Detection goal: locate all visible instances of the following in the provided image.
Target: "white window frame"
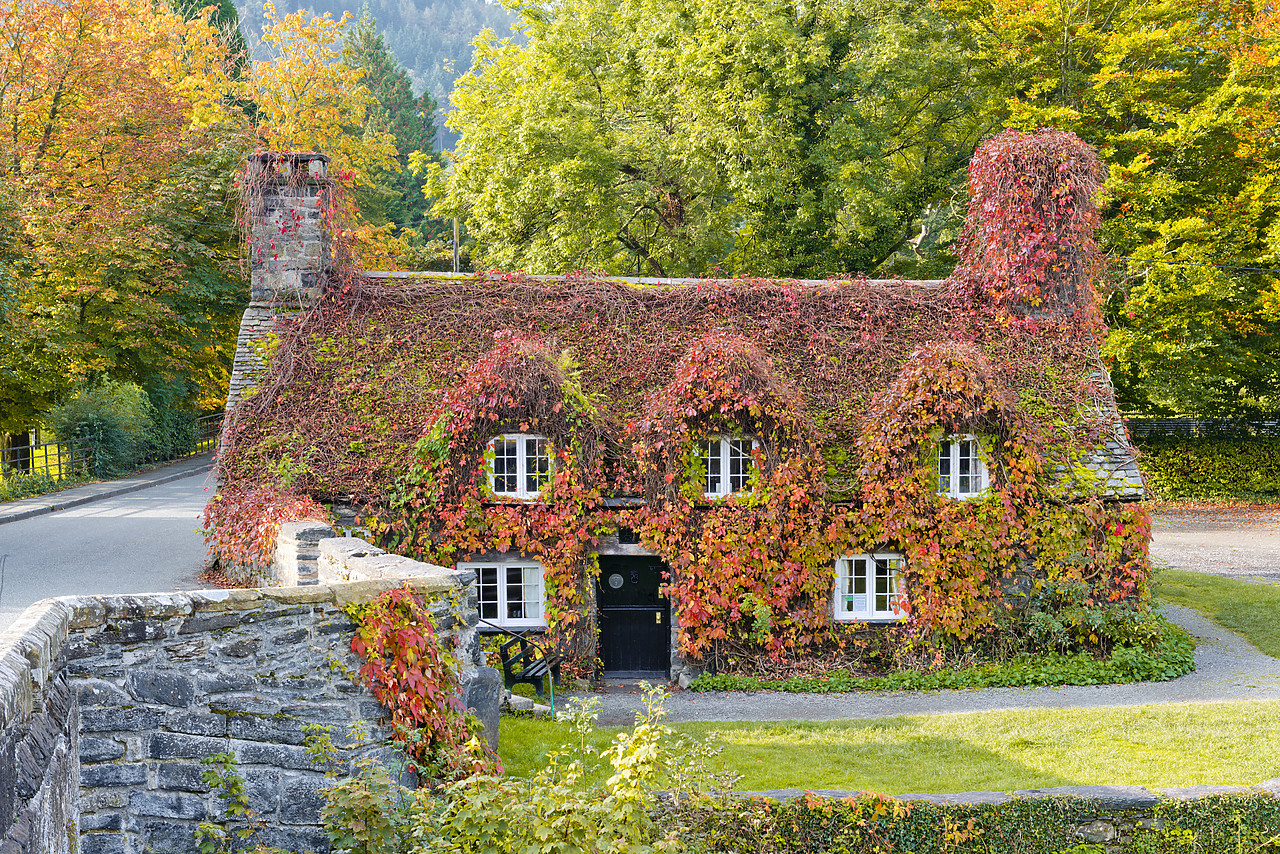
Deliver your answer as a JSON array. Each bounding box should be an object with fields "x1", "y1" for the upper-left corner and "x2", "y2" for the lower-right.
[
  {"x1": 459, "y1": 560, "x2": 546, "y2": 629},
  {"x1": 487, "y1": 433, "x2": 552, "y2": 499},
  {"x1": 700, "y1": 436, "x2": 757, "y2": 498},
  {"x1": 937, "y1": 434, "x2": 988, "y2": 499},
  {"x1": 834, "y1": 553, "x2": 905, "y2": 622}
]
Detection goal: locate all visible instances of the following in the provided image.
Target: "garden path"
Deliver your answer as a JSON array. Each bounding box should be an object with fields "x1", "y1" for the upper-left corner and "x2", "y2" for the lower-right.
[
  {"x1": 574, "y1": 606, "x2": 1280, "y2": 724},
  {"x1": 1150, "y1": 503, "x2": 1280, "y2": 583}
]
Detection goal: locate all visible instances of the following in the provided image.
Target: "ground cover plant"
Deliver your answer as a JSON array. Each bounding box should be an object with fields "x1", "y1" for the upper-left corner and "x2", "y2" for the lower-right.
[
  {"x1": 1152, "y1": 569, "x2": 1280, "y2": 659},
  {"x1": 500, "y1": 701, "x2": 1280, "y2": 794},
  {"x1": 212, "y1": 130, "x2": 1161, "y2": 681},
  {"x1": 688, "y1": 611, "x2": 1193, "y2": 691}
]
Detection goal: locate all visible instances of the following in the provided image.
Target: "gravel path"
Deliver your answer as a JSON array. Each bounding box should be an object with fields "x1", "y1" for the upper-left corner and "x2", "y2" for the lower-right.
[
  {"x1": 1150, "y1": 503, "x2": 1280, "y2": 583},
  {"x1": 570, "y1": 605, "x2": 1280, "y2": 725}
]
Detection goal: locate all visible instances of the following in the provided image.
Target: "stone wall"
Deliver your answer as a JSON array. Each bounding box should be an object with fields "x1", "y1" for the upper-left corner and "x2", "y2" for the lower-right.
[{"x1": 0, "y1": 567, "x2": 497, "y2": 854}]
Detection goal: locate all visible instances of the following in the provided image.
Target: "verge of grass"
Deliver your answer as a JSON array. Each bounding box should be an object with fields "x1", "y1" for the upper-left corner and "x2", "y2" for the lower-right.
[
  {"x1": 0, "y1": 469, "x2": 91, "y2": 503},
  {"x1": 500, "y1": 700, "x2": 1280, "y2": 793},
  {"x1": 1154, "y1": 568, "x2": 1280, "y2": 659}
]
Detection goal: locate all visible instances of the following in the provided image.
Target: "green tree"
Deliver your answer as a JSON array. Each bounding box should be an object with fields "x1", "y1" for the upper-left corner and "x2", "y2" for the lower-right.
[
  {"x1": 345, "y1": 7, "x2": 440, "y2": 234},
  {"x1": 431, "y1": 0, "x2": 997, "y2": 278},
  {"x1": 945, "y1": 0, "x2": 1280, "y2": 415}
]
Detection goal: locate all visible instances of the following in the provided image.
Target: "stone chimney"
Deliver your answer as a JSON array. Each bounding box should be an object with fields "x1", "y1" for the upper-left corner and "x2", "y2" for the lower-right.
[{"x1": 224, "y1": 153, "x2": 332, "y2": 418}]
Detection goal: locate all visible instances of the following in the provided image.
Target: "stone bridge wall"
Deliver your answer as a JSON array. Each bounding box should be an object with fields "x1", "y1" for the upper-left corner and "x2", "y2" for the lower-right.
[{"x1": 0, "y1": 563, "x2": 495, "y2": 854}]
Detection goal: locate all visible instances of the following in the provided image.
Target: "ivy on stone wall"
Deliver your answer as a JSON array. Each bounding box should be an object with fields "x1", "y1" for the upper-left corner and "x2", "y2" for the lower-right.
[{"x1": 215, "y1": 130, "x2": 1156, "y2": 675}]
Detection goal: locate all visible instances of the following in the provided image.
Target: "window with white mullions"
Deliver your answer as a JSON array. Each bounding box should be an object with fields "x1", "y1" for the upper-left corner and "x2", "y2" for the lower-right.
[
  {"x1": 487, "y1": 433, "x2": 552, "y2": 498},
  {"x1": 463, "y1": 561, "x2": 545, "y2": 629},
  {"x1": 834, "y1": 553, "x2": 904, "y2": 621},
  {"x1": 937, "y1": 435, "x2": 988, "y2": 499},
  {"x1": 701, "y1": 436, "x2": 756, "y2": 497}
]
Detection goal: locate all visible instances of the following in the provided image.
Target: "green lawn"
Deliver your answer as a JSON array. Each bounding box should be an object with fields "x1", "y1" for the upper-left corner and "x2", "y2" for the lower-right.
[
  {"x1": 501, "y1": 701, "x2": 1280, "y2": 793},
  {"x1": 1153, "y1": 568, "x2": 1280, "y2": 658}
]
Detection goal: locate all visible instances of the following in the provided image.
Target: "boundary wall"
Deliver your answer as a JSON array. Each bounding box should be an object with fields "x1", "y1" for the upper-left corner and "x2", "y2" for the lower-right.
[{"x1": 0, "y1": 556, "x2": 498, "y2": 854}]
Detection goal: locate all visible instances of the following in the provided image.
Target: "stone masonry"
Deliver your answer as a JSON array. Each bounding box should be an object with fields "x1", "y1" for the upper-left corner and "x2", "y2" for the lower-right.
[
  {"x1": 0, "y1": 564, "x2": 499, "y2": 854},
  {"x1": 224, "y1": 152, "x2": 331, "y2": 419}
]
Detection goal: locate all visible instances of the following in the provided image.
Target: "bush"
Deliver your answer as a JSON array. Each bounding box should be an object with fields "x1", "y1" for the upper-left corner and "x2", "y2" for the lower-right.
[
  {"x1": 1137, "y1": 437, "x2": 1280, "y2": 499},
  {"x1": 322, "y1": 686, "x2": 730, "y2": 854},
  {"x1": 45, "y1": 379, "x2": 203, "y2": 476},
  {"x1": 46, "y1": 380, "x2": 155, "y2": 475},
  {"x1": 688, "y1": 616, "x2": 1194, "y2": 693},
  {"x1": 663, "y1": 792, "x2": 1280, "y2": 854}
]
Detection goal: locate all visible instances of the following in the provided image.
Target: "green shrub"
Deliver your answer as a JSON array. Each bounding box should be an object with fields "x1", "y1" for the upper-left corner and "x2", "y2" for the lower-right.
[
  {"x1": 44, "y1": 379, "x2": 202, "y2": 476},
  {"x1": 662, "y1": 792, "x2": 1280, "y2": 854},
  {"x1": 46, "y1": 379, "x2": 157, "y2": 476},
  {"x1": 689, "y1": 615, "x2": 1194, "y2": 693},
  {"x1": 1137, "y1": 437, "x2": 1280, "y2": 499}
]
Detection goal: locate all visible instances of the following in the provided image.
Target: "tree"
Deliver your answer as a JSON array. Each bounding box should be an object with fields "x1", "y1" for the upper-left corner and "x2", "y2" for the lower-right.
[
  {"x1": 943, "y1": 0, "x2": 1280, "y2": 415},
  {"x1": 431, "y1": 0, "x2": 997, "y2": 278},
  {"x1": 345, "y1": 7, "x2": 440, "y2": 234},
  {"x1": 245, "y1": 2, "x2": 397, "y2": 192},
  {"x1": 0, "y1": 0, "x2": 249, "y2": 433}
]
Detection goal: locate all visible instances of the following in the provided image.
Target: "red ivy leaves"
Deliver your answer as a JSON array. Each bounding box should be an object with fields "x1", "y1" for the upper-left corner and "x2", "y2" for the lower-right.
[
  {"x1": 201, "y1": 484, "x2": 330, "y2": 576},
  {"x1": 949, "y1": 128, "x2": 1106, "y2": 331},
  {"x1": 347, "y1": 587, "x2": 497, "y2": 778}
]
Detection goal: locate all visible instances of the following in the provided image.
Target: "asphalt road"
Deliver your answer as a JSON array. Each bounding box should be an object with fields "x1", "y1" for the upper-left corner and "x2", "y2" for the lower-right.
[{"x1": 0, "y1": 470, "x2": 215, "y2": 631}]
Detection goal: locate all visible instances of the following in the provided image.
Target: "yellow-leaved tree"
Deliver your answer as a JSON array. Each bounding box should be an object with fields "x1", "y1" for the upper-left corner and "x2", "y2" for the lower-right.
[{"x1": 241, "y1": 3, "x2": 404, "y2": 268}]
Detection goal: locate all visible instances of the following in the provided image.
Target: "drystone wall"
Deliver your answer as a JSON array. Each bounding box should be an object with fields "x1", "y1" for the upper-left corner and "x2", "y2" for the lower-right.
[{"x1": 0, "y1": 565, "x2": 497, "y2": 854}]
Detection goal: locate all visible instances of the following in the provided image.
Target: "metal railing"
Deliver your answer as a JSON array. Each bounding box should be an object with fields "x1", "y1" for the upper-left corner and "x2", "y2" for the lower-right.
[
  {"x1": 0, "y1": 439, "x2": 94, "y2": 479},
  {"x1": 1125, "y1": 418, "x2": 1280, "y2": 440},
  {"x1": 1, "y1": 411, "x2": 223, "y2": 481},
  {"x1": 192, "y1": 412, "x2": 223, "y2": 457}
]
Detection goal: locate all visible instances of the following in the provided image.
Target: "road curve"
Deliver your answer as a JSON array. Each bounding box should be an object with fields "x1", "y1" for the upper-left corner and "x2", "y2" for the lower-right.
[{"x1": 0, "y1": 470, "x2": 215, "y2": 631}]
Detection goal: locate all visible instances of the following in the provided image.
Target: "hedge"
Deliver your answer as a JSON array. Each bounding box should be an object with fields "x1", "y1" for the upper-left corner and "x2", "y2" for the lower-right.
[
  {"x1": 1137, "y1": 437, "x2": 1280, "y2": 499},
  {"x1": 663, "y1": 792, "x2": 1280, "y2": 854}
]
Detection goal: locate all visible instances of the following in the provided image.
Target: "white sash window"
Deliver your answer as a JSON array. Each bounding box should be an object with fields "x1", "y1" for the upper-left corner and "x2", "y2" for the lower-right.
[
  {"x1": 461, "y1": 560, "x2": 546, "y2": 629},
  {"x1": 488, "y1": 434, "x2": 552, "y2": 498},
  {"x1": 834, "y1": 553, "x2": 905, "y2": 621},
  {"x1": 701, "y1": 437, "x2": 755, "y2": 497},
  {"x1": 938, "y1": 435, "x2": 988, "y2": 499}
]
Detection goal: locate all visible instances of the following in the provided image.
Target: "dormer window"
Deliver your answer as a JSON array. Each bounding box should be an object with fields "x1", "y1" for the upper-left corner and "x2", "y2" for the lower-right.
[
  {"x1": 938, "y1": 435, "x2": 988, "y2": 499},
  {"x1": 489, "y1": 433, "x2": 551, "y2": 498},
  {"x1": 701, "y1": 436, "x2": 755, "y2": 497}
]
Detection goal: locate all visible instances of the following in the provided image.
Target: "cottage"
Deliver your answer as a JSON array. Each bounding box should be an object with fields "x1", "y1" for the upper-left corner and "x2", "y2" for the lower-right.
[{"x1": 216, "y1": 131, "x2": 1149, "y2": 684}]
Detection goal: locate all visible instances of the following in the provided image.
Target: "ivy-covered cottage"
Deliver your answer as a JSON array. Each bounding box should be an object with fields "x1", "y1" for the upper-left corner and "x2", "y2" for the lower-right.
[{"x1": 214, "y1": 130, "x2": 1150, "y2": 684}]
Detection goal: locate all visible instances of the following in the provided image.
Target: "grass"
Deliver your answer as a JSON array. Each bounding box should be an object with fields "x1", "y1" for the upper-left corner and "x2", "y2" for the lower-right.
[
  {"x1": 1153, "y1": 568, "x2": 1280, "y2": 658},
  {"x1": 501, "y1": 700, "x2": 1280, "y2": 793}
]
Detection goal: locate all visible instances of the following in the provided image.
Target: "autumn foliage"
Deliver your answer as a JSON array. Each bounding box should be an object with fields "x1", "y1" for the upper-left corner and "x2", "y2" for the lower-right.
[
  {"x1": 346, "y1": 587, "x2": 496, "y2": 777},
  {"x1": 218, "y1": 130, "x2": 1152, "y2": 673}
]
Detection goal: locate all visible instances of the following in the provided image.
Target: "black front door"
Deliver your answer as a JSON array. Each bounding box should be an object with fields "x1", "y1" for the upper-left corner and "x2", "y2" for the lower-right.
[{"x1": 597, "y1": 555, "x2": 670, "y2": 677}]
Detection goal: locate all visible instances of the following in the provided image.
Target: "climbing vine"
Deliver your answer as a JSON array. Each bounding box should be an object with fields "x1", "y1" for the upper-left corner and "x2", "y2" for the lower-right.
[
  {"x1": 215, "y1": 130, "x2": 1154, "y2": 675},
  {"x1": 366, "y1": 331, "x2": 610, "y2": 671},
  {"x1": 201, "y1": 484, "x2": 331, "y2": 582},
  {"x1": 346, "y1": 586, "x2": 496, "y2": 778}
]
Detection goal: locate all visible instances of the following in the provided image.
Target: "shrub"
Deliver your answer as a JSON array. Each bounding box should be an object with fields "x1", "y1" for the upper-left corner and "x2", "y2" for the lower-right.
[
  {"x1": 199, "y1": 484, "x2": 331, "y2": 583},
  {"x1": 45, "y1": 379, "x2": 156, "y2": 476},
  {"x1": 320, "y1": 686, "x2": 730, "y2": 854},
  {"x1": 1137, "y1": 437, "x2": 1280, "y2": 499},
  {"x1": 688, "y1": 615, "x2": 1194, "y2": 693}
]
